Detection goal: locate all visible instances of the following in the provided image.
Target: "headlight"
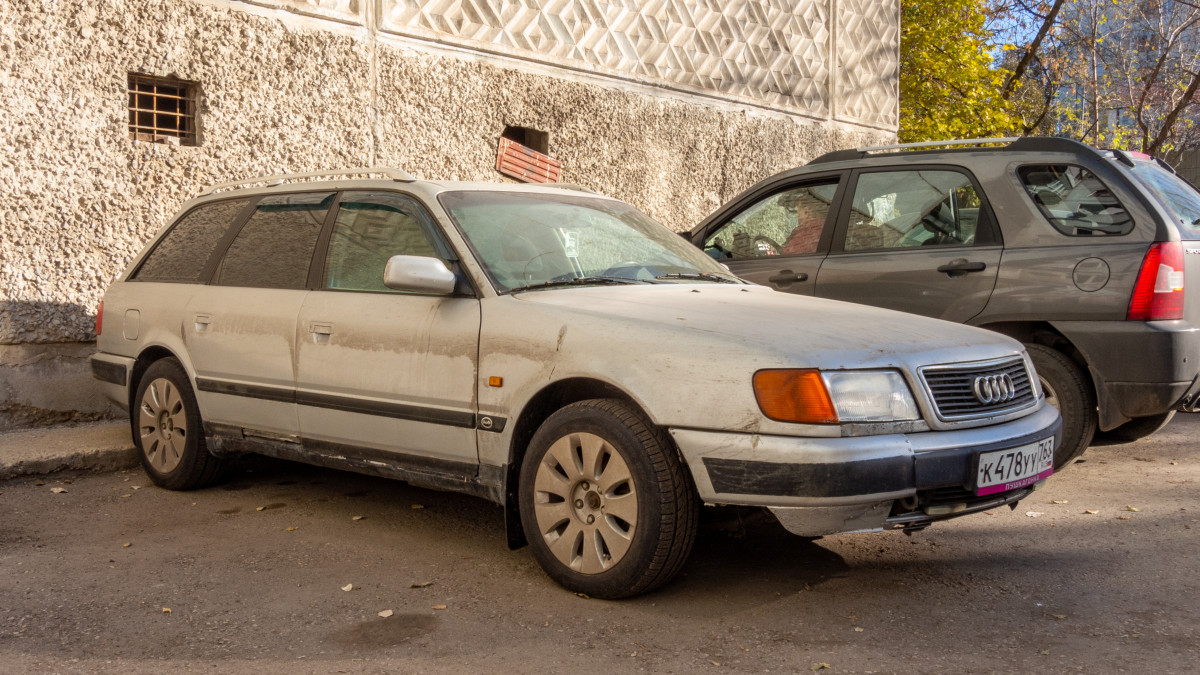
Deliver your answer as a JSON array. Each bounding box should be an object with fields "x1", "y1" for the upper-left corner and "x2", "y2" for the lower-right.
[{"x1": 753, "y1": 369, "x2": 921, "y2": 424}]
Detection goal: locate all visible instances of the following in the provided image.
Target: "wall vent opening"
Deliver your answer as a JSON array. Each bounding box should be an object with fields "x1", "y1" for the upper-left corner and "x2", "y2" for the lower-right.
[
  {"x1": 128, "y1": 73, "x2": 198, "y2": 146},
  {"x1": 497, "y1": 126, "x2": 560, "y2": 184}
]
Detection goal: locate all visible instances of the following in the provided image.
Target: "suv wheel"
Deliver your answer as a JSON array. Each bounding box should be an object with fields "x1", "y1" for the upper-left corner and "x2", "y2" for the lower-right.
[
  {"x1": 134, "y1": 358, "x2": 226, "y2": 490},
  {"x1": 518, "y1": 399, "x2": 698, "y2": 599},
  {"x1": 1026, "y1": 344, "x2": 1096, "y2": 469}
]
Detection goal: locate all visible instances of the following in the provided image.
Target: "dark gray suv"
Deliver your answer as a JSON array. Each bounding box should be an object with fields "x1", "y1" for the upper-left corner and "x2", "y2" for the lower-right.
[{"x1": 691, "y1": 137, "x2": 1200, "y2": 467}]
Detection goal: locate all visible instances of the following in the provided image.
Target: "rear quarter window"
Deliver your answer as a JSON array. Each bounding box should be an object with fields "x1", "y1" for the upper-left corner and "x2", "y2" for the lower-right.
[
  {"x1": 131, "y1": 198, "x2": 252, "y2": 283},
  {"x1": 1018, "y1": 165, "x2": 1134, "y2": 236},
  {"x1": 214, "y1": 192, "x2": 334, "y2": 289}
]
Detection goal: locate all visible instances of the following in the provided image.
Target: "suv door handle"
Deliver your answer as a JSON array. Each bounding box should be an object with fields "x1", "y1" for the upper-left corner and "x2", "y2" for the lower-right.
[
  {"x1": 937, "y1": 259, "x2": 987, "y2": 276},
  {"x1": 768, "y1": 270, "x2": 809, "y2": 287}
]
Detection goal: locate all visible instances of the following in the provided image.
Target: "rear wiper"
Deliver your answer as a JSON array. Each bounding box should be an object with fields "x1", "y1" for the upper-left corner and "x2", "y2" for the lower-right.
[
  {"x1": 512, "y1": 276, "x2": 649, "y2": 292},
  {"x1": 654, "y1": 272, "x2": 741, "y2": 283}
]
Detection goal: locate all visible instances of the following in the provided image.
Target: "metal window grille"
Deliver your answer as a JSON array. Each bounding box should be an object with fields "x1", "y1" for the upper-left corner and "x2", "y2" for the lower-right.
[{"x1": 127, "y1": 74, "x2": 198, "y2": 145}]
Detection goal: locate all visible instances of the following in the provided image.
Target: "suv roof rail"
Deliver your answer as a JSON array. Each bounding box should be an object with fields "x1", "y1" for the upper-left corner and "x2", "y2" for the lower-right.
[
  {"x1": 542, "y1": 182, "x2": 596, "y2": 194},
  {"x1": 199, "y1": 167, "x2": 417, "y2": 195},
  {"x1": 809, "y1": 137, "x2": 1019, "y2": 164}
]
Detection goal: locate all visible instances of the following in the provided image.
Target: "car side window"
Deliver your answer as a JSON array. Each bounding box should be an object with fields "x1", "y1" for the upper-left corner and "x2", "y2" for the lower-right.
[
  {"x1": 131, "y1": 198, "x2": 252, "y2": 283},
  {"x1": 843, "y1": 170, "x2": 985, "y2": 252},
  {"x1": 323, "y1": 192, "x2": 442, "y2": 293},
  {"x1": 215, "y1": 192, "x2": 334, "y2": 289},
  {"x1": 704, "y1": 181, "x2": 839, "y2": 258},
  {"x1": 1018, "y1": 164, "x2": 1134, "y2": 236}
]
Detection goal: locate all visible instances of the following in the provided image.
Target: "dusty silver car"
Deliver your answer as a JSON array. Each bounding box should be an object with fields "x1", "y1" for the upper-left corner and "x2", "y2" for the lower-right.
[{"x1": 92, "y1": 169, "x2": 1061, "y2": 598}]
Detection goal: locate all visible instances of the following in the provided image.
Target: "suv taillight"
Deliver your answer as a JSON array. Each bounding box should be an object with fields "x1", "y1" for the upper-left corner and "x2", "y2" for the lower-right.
[
  {"x1": 1128, "y1": 242, "x2": 1185, "y2": 320},
  {"x1": 95, "y1": 300, "x2": 103, "y2": 336}
]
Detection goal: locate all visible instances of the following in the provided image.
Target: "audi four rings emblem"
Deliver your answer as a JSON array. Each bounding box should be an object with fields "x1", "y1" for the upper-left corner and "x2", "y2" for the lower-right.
[{"x1": 973, "y1": 373, "x2": 1017, "y2": 404}]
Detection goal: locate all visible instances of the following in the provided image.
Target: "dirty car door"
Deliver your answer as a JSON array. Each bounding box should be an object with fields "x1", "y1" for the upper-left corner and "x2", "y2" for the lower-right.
[
  {"x1": 815, "y1": 168, "x2": 1001, "y2": 323},
  {"x1": 696, "y1": 178, "x2": 843, "y2": 295},
  {"x1": 294, "y1": 191, "x2": 481, "y2": 466}
]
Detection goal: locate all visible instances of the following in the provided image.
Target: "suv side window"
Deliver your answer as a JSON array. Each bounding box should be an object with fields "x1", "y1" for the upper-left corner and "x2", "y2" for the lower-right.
[
  {"x1": 843, "y1": 170, "x2": 986, "y2": 252},
  {"x1": 215, "y1": 192, "x2": 335, "y2": 289},
  {"x1": 1018, "y1": 165, "x2": 1134, "y2": 236},
  {"x1": 323, "y1": 192, "x2": 442, "y2": 293},
  {"x1": 704, "y1": 180, "x2": 839, "y2": 258},
  {"x1": 131, "y1": 198, "x2": 252, "y2": 283}
]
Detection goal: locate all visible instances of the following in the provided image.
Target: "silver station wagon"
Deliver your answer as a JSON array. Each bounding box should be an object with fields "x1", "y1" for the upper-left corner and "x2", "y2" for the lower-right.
[{"x1": 92, "y1": 169, "x2": 1062, "y2": 598}]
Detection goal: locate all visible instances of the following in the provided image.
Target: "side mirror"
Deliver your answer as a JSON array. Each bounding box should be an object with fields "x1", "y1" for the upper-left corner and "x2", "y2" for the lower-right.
[{"x1": 383, "y1": 255, "x2": 457, "y2": 295}]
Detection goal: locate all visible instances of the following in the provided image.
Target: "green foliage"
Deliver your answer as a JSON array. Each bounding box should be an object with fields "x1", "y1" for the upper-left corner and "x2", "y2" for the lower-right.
[{"x1": 899, "y1": 0, "x2": 1020, "y2": 142}]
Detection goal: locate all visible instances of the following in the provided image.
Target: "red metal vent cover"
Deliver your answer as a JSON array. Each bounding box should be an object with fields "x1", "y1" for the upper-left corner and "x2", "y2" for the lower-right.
[{"x1": 496, "y1": 137, "x2": 562, "y2": 184}]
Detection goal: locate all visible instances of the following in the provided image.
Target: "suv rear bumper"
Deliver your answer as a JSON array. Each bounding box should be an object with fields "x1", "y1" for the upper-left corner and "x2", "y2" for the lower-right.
[
  {"x1": 669, "y1": 404, "x2": 1061, "y2": 536},
  {"x1": 1053, "y1": 319, "x2": 1200, "y2": 425}
]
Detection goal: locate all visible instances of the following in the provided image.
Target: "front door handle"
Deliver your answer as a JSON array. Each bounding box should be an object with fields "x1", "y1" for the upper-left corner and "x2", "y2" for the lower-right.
[
  {"x1": 937, "y1": 259, "x2": 987, "y2": 277},
  {"x1": 310, "y1": 322, "x2": 333, "y2": 345},
  {"x1": 768, "y1": 270, "x2": 809, "y2": 287}
]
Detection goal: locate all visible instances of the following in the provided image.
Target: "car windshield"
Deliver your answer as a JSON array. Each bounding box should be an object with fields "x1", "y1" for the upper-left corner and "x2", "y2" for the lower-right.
[
  {"x1": 439, "y1": 190, "x2": 740, "y2": 292},
  {"x1": 1128, "y1": 160, "x2": 1200, "y2": 234}
]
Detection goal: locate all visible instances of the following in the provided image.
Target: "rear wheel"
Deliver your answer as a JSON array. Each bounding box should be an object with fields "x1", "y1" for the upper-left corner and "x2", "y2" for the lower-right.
[
  {"x1": 1093, "y1": 411, "x2": 1176, "y2": 445},
  {"x1": 1026, "y1": 344, "x2": 1096, "y2": 469},
  {"x1": 134, "y1": 358, "x2": 226, "y2": 490},
  {"x1": 518, "y1": 399, "x2": 698, "y2": 599}
]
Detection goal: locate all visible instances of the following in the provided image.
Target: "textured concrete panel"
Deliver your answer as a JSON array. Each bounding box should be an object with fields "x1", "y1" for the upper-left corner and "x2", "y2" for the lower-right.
[
  {"x1": 380, "y1": 0, "x2": 832, "y2": 116},
  {"x1": 835, "y1": 0, "x2": 899, "y2": 127}
]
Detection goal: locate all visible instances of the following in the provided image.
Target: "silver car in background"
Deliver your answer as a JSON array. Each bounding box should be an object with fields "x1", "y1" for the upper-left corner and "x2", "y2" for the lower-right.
[{"x1": 91, "y1": 169, "x2": 1062, "y2": 598}]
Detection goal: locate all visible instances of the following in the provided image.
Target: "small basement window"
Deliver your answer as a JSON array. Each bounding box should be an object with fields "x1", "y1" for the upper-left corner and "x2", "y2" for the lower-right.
[
  {"x1": 501, "y1": 126, "x2": 549, "y2": 154},
  {"x1": 128, "y1": 73, "x2": 198, "y2": 146}
]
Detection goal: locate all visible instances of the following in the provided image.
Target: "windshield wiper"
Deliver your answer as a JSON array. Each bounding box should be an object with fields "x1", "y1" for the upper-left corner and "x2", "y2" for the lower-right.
[
  {"x1": 512, "y1": 276, "x2": 649, "y2": 292},
  {"x1": 654, "y1": 272, "x2": 741, "y2": 283}
]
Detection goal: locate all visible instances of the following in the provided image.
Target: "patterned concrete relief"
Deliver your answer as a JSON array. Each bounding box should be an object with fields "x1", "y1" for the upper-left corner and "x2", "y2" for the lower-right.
[
  {"x1": 243, "y1": 0, "x2": 363, "y2": 22},
  {"x1": 835, "y1": 0, "x2": 899, "y2": 127},
  {"x1": 378, "y1": 0, "x2": 835, "y2": 118}
]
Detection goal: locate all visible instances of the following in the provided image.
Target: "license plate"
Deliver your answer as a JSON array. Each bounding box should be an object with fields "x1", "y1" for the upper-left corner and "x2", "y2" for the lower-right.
[{"x1": 975, "y1": 437, "x2": 1055, "y2": 496}]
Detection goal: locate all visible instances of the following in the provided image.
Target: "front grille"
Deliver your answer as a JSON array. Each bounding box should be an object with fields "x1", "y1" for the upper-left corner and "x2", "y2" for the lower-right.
[{"x1": 919, "y1": 356, "x2": 1037, "y2": 421}]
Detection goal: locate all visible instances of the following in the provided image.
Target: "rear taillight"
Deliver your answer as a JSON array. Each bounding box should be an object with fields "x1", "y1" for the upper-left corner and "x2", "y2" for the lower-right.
[
  {"x1": 1128, "y1": 242, "x2": 1185, "y2": 320},
  {"x1": 95, "y1": 300, "x2": 103, "y2": 336}
]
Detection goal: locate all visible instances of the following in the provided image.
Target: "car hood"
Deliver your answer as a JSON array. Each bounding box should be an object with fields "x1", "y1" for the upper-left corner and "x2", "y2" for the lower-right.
[{"x1": 510, "y1": 283, "x2": 1022, "y2": 369}]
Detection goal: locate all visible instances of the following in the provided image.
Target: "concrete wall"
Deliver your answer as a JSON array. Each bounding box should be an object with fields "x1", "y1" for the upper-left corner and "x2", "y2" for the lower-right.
[{"x1": 0, "y1": 0, "x2": 899, "y2": 427}]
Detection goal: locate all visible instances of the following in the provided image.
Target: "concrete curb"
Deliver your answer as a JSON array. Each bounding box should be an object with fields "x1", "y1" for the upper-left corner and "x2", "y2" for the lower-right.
[{"x1": 0, "y1": 421, "x2": 138, "y2": 480}]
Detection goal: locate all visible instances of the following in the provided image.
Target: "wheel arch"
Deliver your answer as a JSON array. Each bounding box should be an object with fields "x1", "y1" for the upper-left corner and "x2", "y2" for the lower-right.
[
  {"x1": 128, "y1": 345, "x2": 185, "y2": 412},
  {"x1": 501, "y1": 377, "x2": 659, "y2": 550}
]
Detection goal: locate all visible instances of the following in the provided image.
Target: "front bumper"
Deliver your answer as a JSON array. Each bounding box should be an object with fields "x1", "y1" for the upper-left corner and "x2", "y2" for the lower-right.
[{"x1": 669, "y1": 403, "x2": 1062, "y2": 536}]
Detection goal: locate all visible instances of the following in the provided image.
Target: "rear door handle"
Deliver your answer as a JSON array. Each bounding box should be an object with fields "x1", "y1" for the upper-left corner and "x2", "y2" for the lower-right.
[
  {"x1": 937, "y1": 259, "x2": 987, "y2": 276},
  {"x1": 768, "y1": 270, "x2": 809, "y2": 287}
]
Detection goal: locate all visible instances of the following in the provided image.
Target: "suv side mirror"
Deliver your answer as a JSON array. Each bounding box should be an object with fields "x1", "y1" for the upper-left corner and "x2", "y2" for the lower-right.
[{"x1": 383, "y1": 255, "x2": 457, "y2": 295}]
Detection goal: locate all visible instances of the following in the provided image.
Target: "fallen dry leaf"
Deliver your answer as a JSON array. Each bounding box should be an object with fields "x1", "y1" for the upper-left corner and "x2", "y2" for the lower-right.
[
  {"x1": 34, "y1": 480, "x2": 44, "y2": 486},
  {"x1": 1085, "y1": 510, "x2": 1100, "y2": 515},
  {"x1": 50, "y1": 487, "x2": 67, "y2": 494},
  {"x1": 161, "y1": 607, "x2": 171, "y2": 615},
  {"x1": 378, "y1": 609, "x2": 393, "y2": 618},
  {"x1": 1125, "y1": 506, "x2": 1142, "y2": 512},
  {"x1": 811, "y1": 664, "x2": 831, "y2": 671},
  {"x1": 352, "y1": 515, "x2": 365, "y2": 521},
  {"x1": 410, "y1": 581, "x2": 433, "y2": 589},
  {"x1": 711, "y1": 662, "x2": 720, "y2": 667},
  {"x1": 1118, "y1": 516, "x2": 1131, "y2": 521},
  {"x1": 853, "y1": 627, "x2": 865, "y2": 632},
  {"x1": 341, "y1": 583, "x2": 353, "y2": 592},
  {"x1": 432, "y1": 604, "x2": 447, "y2": 610},
  {"x1": 1052, "y1": 614, "x2": 1067, "y2": 620},
  {"x1": 1051, "y1": 500, "x2": 1068, "y2": 505},
  {"x1": 1041, "y1": 650, "x2": 1051, "y2": 655},
  {"x1": 739, "y1": 646, "x2": 750, "y2": 652},
  {"x1": 411, "y1": 504, "x2": 425, "y2": 510},
  {"x1": 575, "y1": 593, "x2": 590, "y2": 599},
  {"x1": 285, "y1": 526, "x2": 299, "y2": 532},
  {"x1": 1025, "y1": 511, "x2": 1043, "y2": 518},
  {"x1": 132, "y1": 485, "x2": 141, "y2": 490},
  {"x1": 122, "y1": 542, "x2": 131, "y2": 548},
  {"x1": 256, "y1": 506, "x2": 265, "y2": 512}
]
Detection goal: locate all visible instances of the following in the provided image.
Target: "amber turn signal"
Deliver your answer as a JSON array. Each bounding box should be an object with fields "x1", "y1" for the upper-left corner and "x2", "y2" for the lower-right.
[{"x1": 752, "y1": 369, "x2": 839, "y2": 424}]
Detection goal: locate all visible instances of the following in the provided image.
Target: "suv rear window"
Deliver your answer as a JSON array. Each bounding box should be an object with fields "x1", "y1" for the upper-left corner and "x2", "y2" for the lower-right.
[
  {"x1": 1127, "y1": 161, "x2": 1200, "y2": 235},
  {"x1": 131, "y1": 198, "x2": 251, "y2": 283},
  {"x1": 1018, "y1": 165, "x2": 1134, "y2": 236}
]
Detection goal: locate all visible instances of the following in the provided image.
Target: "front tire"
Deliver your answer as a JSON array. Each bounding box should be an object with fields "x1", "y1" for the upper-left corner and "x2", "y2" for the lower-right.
[
  {"x1": 518, "y1": 399, "x2": 699, "y2": 599},
  {"x1": 133, "y1": 358, "x2": 226, "y2": 490},
  {"x1": 1026, "y1": 344, "x2": 1096, "y2": 469}
]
